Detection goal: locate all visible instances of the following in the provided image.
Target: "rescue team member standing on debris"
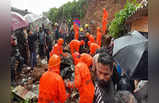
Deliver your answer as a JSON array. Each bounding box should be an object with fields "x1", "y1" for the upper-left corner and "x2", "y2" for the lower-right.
[
  {"x1": 38, "y1": 54, "x2": 68, "y2": 103},
  {"x1": 69, "y1": 39, "x2": 84, "y2": 55},
  {"x1": 50, "y1": 38, "x2": 66, "y2": 57},
  {"x1": 66, "y1": 53, "x2": 94, "y2": 103}
]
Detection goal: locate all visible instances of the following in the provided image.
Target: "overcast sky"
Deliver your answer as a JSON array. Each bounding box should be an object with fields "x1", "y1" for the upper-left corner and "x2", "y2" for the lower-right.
[{"x1": 11, "y1": 0, "x2": 74, "y2": 15}]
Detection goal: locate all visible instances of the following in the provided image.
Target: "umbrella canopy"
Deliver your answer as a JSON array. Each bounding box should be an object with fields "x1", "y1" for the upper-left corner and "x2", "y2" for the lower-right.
[
  {"x1": 11, "y1": 12, "x2": 29, "y2": 31},
  {"x1": 113, "y1": 31, "x2": 148, "y2": 80},
  {"x1": 24, "y1": 13, "x2": 41, "y2": 23}
]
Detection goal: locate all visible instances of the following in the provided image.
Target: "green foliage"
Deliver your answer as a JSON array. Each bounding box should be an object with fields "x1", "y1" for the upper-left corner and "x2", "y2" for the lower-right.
[
  {"x1": 25, "y1": 99, "x2": 31, "y2": 103},
  {"x1": 47, "y1": 0, "x2": 87, "y2": 24},
  {"x1": 108, "y1": 0, "x2": 140, "y2": 38}
]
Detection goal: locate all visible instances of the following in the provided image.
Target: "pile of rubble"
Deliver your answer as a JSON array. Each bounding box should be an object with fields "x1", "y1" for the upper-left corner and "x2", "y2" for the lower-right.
[
  {"x1": 12, "y1": 52, "x2": 80, "y2": 103},
  {"x1": 12, "y1": 59, "x2": 48, "y2": 102}
]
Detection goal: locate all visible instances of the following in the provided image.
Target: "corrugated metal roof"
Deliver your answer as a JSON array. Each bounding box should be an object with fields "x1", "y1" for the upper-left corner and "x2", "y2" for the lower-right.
[{"x1": 11, "y1": 7, "x2": 31, "y2": 16}]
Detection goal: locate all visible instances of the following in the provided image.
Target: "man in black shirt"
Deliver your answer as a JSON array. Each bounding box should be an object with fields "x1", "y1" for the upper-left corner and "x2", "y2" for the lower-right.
[
  {"x1": 10, "y1": 33, "x2": 24, "y2": 85},
  {"x1": 45, "y1": 29, "x2": 52, "y2": 61},
  {"x1": 27, "y1": 29, "x2": 38, "y2": 69}
]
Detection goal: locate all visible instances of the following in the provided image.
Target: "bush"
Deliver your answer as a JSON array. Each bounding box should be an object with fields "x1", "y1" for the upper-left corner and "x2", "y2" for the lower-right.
[{"x1": 108, "y1": 0, "x2": 140, "y2": 38}]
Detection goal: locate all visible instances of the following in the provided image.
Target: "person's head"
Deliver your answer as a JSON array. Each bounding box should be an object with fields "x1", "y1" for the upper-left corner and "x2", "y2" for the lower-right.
[
  {"x1": 39, "y1": 27, "x2": 42, "y2": 32},
  {"x1": 80, "y1": 40, "x2": 85, "y2": 45},
  {"x1": 96, "y1": 53, "x2": 114, "y2": 85},
  {"x1": 84, "y1": 24, "x2": 89, "y2": 29},
  {"x1": 48, "y1": 54, "x2": 61, "y2": 74},
  {"x1": 86, "y1": 32, "x2": 90, "y2": 38},
  {"x1": 57, "y1": 38, "x2": 64, "y2": 45},
  {"x1": 102, "y1": 35, "x2": 112, "y2": 47},
  {"x1": 96, "y1": 47, "x2": 110, "y2": 55},
  {"x1": 79, "y1": 53, "x2": 93, "y2": 68},
  {"x1": 45, "y1": 29, "x2": 49, "y2": 35},
  {"x1": 80, "y1": 27, "x2": 84, "y2": 32},
  {"x1": 97, "y1": 27, "x2": 101, "y2": 31},
  {"x1": 27, "y1": 28, "x2": 32, "y2": 35},
  {"x1": 54, "y1": 22, "x2": 58, "y2": 26}
]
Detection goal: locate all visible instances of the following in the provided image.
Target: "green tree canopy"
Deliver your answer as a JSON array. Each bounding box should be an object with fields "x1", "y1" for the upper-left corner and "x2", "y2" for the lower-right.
[{"x1": 47, "y1": 0, "x2": 87, "y2": 24}]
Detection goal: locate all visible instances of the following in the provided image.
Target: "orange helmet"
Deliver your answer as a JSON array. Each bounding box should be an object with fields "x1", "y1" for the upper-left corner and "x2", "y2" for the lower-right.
[
  {"x1": 80, "y1": 53, "x2": 93, "y2": 67},
  {"x1": 58, "y1": 38, "x2": 64, "y2": 45},
  {"x1": 48, "y1": 54, "x2": 61, "y2": 73}
]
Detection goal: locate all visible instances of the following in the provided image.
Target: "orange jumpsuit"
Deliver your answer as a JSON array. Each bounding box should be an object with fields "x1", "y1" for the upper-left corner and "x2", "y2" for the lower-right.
[
  {"x1": 96, "y1": 28, "x2": 102, "y2": 47},
  {"x1": 69, "y1": 62, "x2": 95, "y2": 103},
  {"x1": 89, "y1": 35, "x2": 95, "y2": 43},
  {"x1": 38, "y1": 56, "x2": 67, "y2": 103},
  {"x1": 72, "y1": 52, "x2": 80, "y2": 65},
  {"x1": 88, "y1": 34, "x2": 95, "y2": 46},
  {"x1": 69, "y1": 39, "x2": 81, "y2": 54},
  {"x1": 89, "y1": 43, "x2": 100, "y2": 55},
  {"x1": 74, "y1": 23, "x2": 79, "y2": 40},
  {"x1": 50, "y1": 44, "x2": 63, "y2": 56}
]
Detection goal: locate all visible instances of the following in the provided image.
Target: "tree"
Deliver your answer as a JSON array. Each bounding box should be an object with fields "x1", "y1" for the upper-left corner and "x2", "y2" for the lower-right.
[{"x1": 46, "y1": 0, "x2": 88, "y2": 24}]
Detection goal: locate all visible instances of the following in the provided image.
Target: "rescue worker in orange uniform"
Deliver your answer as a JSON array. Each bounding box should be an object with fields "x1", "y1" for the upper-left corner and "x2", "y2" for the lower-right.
[
  {"x1": 89, "y1": 42, "x2": 100, "y2": 56},
  {"x1": 74, "y1": 23, "x2": 79, "y2": 40},
  {"x1": 66, "y1": 53, "x2": 95, "y2": 103},
  {"x1": 80, "y1": 53, "x2": 93, "y2": 68},
  {"x1": 69, "y1": 39, "x2": 84, "y2": 55},
  {"x1": 38, "y1": 54, "x2": 68, "y2": 103},
  {"x1": 50, "y1": 38, "x2": 66, "y2": 57},
  {"x1": 96, "y1": 27, "x2": 102, "y2": 47},
  {"x1": 72, "y1": 52, "x2": 80, "y2": 65},
  {"x1": 87, "y1": 33, "x2": 95, "y2": 46}
]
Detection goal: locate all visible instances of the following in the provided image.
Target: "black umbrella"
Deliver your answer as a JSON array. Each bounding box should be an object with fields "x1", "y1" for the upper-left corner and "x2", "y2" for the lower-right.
[{"x1": 113, "y1": 31, "x2": 148, "y2": 80}]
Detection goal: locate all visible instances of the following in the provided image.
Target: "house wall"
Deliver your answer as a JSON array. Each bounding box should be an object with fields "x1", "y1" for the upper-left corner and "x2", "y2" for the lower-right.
[{"x1": 131, "y1": 16, "x2": 148, "y2": 32}]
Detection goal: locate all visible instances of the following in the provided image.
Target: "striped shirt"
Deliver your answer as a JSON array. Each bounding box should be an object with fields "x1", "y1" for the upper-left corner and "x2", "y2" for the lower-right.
[{"x1": 93, "y1": 80, "x2": 115, "y2": 103}]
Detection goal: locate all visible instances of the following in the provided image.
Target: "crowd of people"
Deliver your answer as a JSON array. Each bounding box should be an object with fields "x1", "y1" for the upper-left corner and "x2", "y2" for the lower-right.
[
  {"x1": 10, "y1": 20, "x2": 148, "y2": 103},
  {"x1": 10, "y1": 24, "x2": 53, "y2": 83}
]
